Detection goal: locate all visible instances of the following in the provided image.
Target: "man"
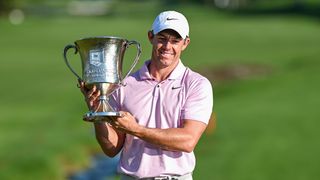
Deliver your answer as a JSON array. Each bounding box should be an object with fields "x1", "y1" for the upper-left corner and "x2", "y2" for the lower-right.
[{"x1": 80, "y1": 11, "x2": 213, "y2": 180}]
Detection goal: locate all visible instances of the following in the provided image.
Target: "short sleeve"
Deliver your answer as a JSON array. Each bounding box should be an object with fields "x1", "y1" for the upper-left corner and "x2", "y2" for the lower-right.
[{"x1": 181, "y1": 77, "x2": 213, "y2": 124}]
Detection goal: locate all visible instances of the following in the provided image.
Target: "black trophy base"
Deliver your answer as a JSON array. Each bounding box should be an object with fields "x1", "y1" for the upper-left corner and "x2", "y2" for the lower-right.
[{"x1": 83, "y1": 111, "x2": 121, "y2": 122}]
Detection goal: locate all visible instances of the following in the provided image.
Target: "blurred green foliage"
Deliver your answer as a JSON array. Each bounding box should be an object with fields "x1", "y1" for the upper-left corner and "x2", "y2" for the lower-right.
[
  {"x1": 2, "y1": 0, "x2": 320, "y2": 12},
  {"x1": 0, "y1": 1, "x2": 320, "y2": 180}
]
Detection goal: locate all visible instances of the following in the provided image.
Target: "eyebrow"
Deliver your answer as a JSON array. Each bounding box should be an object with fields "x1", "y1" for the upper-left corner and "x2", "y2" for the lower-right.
[{"x1": 156, "y1": 34, "x2": 182, "y2": 40}]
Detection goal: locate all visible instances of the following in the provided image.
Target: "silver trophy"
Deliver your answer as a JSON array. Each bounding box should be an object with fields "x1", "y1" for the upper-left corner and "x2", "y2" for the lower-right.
[{"x1": 63, "y1": 36, "x2": 141, "y2": 122}]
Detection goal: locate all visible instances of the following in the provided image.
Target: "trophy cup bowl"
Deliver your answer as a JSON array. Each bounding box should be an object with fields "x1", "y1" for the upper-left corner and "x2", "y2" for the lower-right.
[{"x1": 63, "y1": 36, "x2": 141, "y2": 122}]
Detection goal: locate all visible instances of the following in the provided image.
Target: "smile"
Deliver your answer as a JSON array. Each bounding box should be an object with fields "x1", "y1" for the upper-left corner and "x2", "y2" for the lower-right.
[{"x1": 160, "y1": 51, "x2": 174, "y2": 56}]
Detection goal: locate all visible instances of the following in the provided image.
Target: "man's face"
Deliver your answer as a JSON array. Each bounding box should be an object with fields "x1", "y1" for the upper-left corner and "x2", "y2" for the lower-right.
[{"x1": 149, "y1": 29, "x2": 190, "y2": 68}]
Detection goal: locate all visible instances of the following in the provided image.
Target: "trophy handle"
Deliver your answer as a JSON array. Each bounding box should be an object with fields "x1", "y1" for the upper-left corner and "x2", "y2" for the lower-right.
[
  {"x1": 63, "y1": 44, "x2": 82, "y2": 81},
  {"x1": 122, "y1": 40, "x2": 141, "y2": 82}
]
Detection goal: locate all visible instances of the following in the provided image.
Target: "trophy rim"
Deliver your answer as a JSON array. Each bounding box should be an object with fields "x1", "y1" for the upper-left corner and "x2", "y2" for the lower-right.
[
  {"x1": 83, "y1": 112, "x2": 121, "y2": 122},
  {"x1": 76, "y1": 36, "x2": 127, "y2": 42},
  {"x1": 85, "y1": 111, "x2": 121, "y2": 117}
]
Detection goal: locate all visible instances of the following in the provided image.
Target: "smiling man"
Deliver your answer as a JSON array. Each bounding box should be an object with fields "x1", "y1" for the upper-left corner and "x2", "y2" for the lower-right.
[{"x1": 80, "y1": 11, "x2": 213, "y2": 180}]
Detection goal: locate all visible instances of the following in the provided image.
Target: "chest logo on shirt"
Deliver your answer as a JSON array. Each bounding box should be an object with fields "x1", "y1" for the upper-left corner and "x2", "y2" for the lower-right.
[{"x1": 172, "y1": 86, "x2": 182, "y2": 90}]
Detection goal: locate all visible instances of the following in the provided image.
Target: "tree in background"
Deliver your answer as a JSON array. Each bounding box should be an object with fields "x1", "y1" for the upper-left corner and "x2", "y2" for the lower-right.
[
  {"x1": 212, "y1": 0, "x2": 249, "y2": 9},
  {"x1": 0, "y1": 0, "x2": 12, "y2": 14},
  {"x1": 162, "y1": 0, "x2": 311, "y2": 10}
]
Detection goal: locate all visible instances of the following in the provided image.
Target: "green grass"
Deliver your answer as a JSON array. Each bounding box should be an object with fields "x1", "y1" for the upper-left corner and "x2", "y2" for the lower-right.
[
  {"x1": 196, "y1": 63, "x2": 320, "y2": 179},
  {"x1": 0, "y1": 3, "x2": 320, "y2": 180}
]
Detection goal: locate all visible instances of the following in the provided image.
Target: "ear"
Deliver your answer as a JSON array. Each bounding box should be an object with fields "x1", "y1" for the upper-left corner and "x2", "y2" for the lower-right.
[
  {"x1": 181, "y1": 37, "x2": 190, "y2": 51},
  {"x1": 148, "y1": 31, "x2": 154, "y2": 43}
]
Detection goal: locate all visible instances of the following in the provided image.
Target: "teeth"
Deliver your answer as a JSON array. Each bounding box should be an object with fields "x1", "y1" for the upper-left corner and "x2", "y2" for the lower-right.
[{"x1": 161, "y1": 51, "x2": 172, "y2": 55}]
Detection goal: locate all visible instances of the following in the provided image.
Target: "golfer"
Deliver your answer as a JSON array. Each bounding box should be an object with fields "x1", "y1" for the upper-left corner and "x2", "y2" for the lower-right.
[{"x1": 80, "y1": 10, "x2": 213, "y2": 180}]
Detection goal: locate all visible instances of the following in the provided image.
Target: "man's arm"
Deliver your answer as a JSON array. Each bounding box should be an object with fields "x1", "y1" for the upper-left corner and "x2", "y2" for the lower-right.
[
  {"x1": 78, "y1": 81, "x2": 125, "y2": 157},
  {"x1": 110, "y1": 112, "x2": 207, "y2": 153},
  {"x1": 94, "y1": 122, "x2": 125, "y2": 157},
  {"x1": 136, "y1": 119, "x2": 207, "y2": 152}
]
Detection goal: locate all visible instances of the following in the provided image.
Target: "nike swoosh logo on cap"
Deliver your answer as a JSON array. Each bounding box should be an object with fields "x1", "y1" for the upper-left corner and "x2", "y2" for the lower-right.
[{"x1": 166, "y1": 17, "x2": 178, "y2": 21}]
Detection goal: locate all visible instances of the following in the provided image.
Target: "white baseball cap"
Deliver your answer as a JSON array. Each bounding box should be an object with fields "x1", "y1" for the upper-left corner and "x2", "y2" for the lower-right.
[{"x1": 151, "y1": 11, "x2": 189, "y2": 39}]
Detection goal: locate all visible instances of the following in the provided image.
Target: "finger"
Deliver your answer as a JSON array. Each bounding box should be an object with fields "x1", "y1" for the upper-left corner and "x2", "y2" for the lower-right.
[
  {"x1": 78, "y1": 81, "x2": 89, "y2": 94},
  {"x1": 108, "y1": 120, "x2": 117, "y2": 128},
  {"x1": 86, "y1": 91, "x2": 97, "y2": 104},
  {"x1": 89, "y1": 90, "x2": 101, "y2": 101},
  {"x1": 87, "y1": 85, "x2": 97, "y2": 97},
  {"x1": 119, "y1": 111, "x2": 126, "y2": 118}
]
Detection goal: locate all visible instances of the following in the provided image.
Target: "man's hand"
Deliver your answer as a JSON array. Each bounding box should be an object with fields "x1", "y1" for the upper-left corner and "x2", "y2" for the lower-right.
[
  {"x1": 78, "y1": 79, "x2": 100, "y2": 111},
  {"x1": 108, "y1": 111, "x2": 141, "y2": 134}
]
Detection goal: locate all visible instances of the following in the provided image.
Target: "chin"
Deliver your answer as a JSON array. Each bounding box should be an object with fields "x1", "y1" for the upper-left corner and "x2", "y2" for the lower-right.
[{"x1": 159, "y1": 57, "x2": 171, "y2": 63}]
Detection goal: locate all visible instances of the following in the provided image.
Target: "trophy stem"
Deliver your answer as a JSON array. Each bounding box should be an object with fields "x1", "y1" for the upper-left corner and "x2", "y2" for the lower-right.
[
  {"x1": 94, "y1": 96, "x2": 115, "y2": 113},
  {"x1": 83, "y1": 95, "x2": 120, "y2": 122}
]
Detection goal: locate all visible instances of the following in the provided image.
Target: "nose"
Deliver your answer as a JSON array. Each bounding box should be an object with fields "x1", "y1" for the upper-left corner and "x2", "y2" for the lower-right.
[{"x1": 162, "y1": 40, "x2": 173, "y2": 49}]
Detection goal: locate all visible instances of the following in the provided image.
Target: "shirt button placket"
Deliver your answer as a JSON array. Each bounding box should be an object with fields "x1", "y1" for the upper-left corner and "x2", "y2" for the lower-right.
[
  {"x1": 153, "y1": 83, "x2": 160, "y2": 97},
  {"x1": 154, "y1": 83, "x2": 160, "y2": 97}
]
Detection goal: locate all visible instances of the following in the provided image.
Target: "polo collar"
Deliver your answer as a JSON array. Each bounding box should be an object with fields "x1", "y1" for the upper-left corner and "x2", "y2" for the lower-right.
[
  {"x1": 139, "y1": 60, "x2": 153, "y2": 80},
  {"x1": 167, "y1": 60, "x2": 186, "y2": 80},
  {"x1": 139, "y1": 60, "x2": 186, "y2": 80}
]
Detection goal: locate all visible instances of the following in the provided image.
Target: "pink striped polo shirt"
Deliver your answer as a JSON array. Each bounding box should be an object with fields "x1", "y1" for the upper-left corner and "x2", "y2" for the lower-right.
[{"x1": 111, "y1": 60, "x2": 213, "y2": 178}]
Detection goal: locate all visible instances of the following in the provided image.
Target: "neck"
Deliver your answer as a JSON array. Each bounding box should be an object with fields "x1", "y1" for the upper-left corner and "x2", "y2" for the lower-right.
[{"x1": 148, "y1": 60, "x2": 179, "y2": 81}]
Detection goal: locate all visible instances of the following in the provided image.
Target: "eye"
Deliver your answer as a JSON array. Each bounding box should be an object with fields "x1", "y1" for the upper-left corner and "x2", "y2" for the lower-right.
[
  {"x1": 156, "y1": 37, "x2": 166, "y2": 42},
  {"x1": 172, "y1": 40, "x2": 180, "y2": 44},
  {"x1": 169, "y1": 39, "x2": 181, "y2": 44}
]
